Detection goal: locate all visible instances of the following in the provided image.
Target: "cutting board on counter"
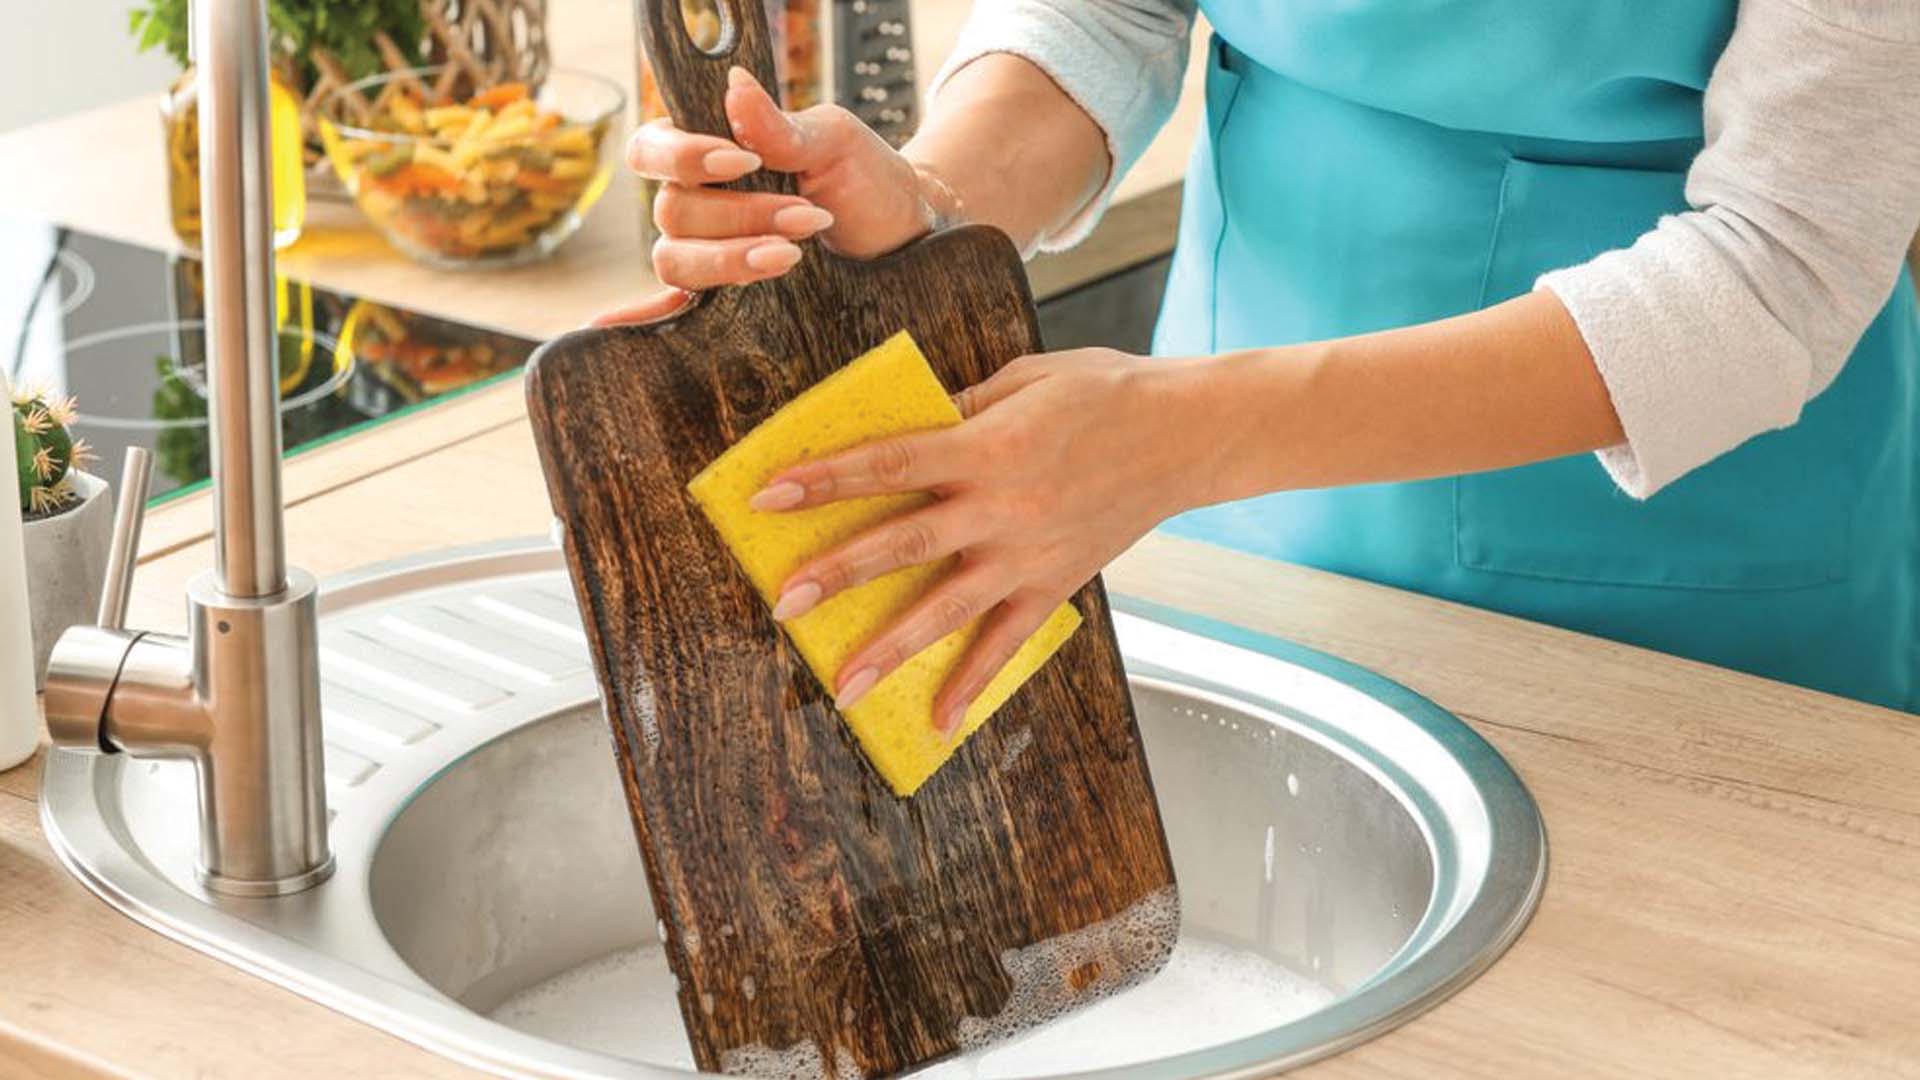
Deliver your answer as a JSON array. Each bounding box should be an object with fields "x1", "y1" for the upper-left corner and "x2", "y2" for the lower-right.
[{"x1": 522, "y1": 2, "x2": 1177, "y2": 1075}]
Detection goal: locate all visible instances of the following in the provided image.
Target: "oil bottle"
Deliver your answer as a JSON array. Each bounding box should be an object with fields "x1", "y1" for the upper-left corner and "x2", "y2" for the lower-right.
[{"x1": 161, "y1": 65, "x2": 308, "y2": 251}]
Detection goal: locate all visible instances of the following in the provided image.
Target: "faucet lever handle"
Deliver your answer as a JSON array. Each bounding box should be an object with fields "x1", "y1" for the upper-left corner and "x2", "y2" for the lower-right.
[{"x1": 97, "y1": 447, "x2": 154, "y2": 630}]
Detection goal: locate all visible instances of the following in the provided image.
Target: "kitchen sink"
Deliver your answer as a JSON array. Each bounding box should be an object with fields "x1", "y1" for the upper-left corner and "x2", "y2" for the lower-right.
[{"x1": 40, "y1": 537, "x2": 1545, "y2": 1078}]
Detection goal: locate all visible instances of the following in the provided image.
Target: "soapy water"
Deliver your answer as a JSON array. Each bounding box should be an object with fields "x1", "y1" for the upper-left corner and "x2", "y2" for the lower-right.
[{"x1": 490, "y1": 927, "x2": 1334, "y2": 1077}]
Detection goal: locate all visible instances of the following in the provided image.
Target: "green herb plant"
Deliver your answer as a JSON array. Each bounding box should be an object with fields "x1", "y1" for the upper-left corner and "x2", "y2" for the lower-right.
[{"x1": 129, "y1": 0, "x2": 428, "y2": 88}]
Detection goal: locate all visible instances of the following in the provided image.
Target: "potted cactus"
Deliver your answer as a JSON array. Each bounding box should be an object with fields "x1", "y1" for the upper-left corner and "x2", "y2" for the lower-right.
[{"x1": 13, "y1": 388, "x2": 111, "y2": 687}]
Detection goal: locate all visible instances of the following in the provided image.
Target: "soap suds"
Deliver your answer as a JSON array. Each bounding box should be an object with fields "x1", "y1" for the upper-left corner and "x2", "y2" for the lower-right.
[
  {"x1": 490, "y1": 899, "x2": 1334, "y2": 1079},
  {"x1": 998, "y1": 727, "x2": 1034, "y2": 771},
  {"x1": 721, "y1": 1040, "x2": 863, "y2": 1080},
  {"x1": 627, "y1": 673, "x2": 661, "y2": 760},
  {"x1": 954, "y1": 886, "x2": 1179, "y2": 1052}
]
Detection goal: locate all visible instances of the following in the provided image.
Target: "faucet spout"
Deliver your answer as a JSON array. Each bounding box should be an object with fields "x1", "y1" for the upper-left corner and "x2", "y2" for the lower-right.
[
  {"x1": 197, "y1": 0, "x2": 288, "y2": 599},
  {"x1": 42, "y1": 0, "x2": 332, "y2": 898}
]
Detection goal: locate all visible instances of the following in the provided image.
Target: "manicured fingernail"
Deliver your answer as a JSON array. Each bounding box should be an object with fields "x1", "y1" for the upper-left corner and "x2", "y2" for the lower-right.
[
  {"x1": 749, "y1": 480, "x2": 806, "y2": 511},
  {"x1": 745, "y1": 240, "x2": 802, "y2": 272},
  {"x1": 771, "y1": 581, "x2": 821, "y2": 621},
  {"x1": 937, "y1": 700, "x2": 969, "y2": 738},
  {"x1": 728, "y1": 65, "x2": 755, "y2": 90},
  {"x1": 703, "y1": 148, "x2": 761, "y2": 177},
  {"x1": 835, "y1": 667, "x2": 879, "y2": 711},
  {"x1": 773, "y1": 204, "x2": 835, "y2": 236}
]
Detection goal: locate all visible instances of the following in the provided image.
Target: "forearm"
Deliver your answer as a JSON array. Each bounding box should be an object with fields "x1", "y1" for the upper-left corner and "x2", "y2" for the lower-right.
[
  {"x1": 1181, "y1": 291, "x2": 1625, "y2": 507},
  {"x1": 902, "y1": 53, "x2": 1110, "y2": 254}
]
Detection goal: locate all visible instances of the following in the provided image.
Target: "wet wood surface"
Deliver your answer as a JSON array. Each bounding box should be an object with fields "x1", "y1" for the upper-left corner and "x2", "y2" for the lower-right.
[{"x1": 520, "y1": 5, "x2": 1176, "y2": 1074}]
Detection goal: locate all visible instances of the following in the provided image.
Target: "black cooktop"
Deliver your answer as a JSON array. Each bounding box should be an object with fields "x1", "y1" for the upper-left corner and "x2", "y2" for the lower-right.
[{"x1": 2, "y1": 217, "x2": 539, "y2": 501}]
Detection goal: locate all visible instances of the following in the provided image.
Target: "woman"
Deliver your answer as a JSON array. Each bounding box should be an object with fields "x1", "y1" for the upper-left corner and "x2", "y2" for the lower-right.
[{"x1": 605, "y1": 1, "x2": 1920, "y2": 727}]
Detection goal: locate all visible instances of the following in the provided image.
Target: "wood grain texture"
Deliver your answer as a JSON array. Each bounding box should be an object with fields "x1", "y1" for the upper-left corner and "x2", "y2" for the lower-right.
[
  {"x1": 526, "y1": 217, "x2": 1177, "y2": 1075},
  {"x1": 521, "y1": 7, "x2": 1173, "y2": 1074}
]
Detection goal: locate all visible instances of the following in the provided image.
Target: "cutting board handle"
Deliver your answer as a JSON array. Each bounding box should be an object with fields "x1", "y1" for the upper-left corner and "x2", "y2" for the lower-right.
[{"x1": 637, "y1": 0, "x2": 799, "y2": 197}]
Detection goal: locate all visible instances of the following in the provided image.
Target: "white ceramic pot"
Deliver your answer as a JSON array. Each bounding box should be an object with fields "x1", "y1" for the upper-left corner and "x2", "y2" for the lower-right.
[{"x1": 22, "y1": 471, "x2": 111, "y2": 689}]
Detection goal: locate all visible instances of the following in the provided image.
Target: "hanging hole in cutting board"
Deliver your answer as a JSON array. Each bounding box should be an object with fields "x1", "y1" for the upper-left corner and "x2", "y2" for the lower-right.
[{"x1": 681, "y1": 0, "x2": 737, "y2": 57}]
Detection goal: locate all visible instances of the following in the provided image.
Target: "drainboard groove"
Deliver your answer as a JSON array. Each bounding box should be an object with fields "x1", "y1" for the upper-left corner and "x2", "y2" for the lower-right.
[
  {"x1": 321, "y1": 682, "x2": 442, "y2": 747},
  {"x1": 320, "y1": 628, "x2": 512, "y2": 713},
  {"x1": 468, "y1": 587, "x2": 590, "y2": 651},
  {"x1": 376, "y1": 605, "x2": 586, "y2": 686},
  {"x1": 322, "y1": 740, "x2": 378, "y2": 790}
]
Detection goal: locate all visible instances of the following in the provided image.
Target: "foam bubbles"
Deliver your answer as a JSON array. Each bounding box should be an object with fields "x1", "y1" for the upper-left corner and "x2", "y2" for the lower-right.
[
  {"x1": 490, "y1": 896, "x2": 1336, "y2": 1080},
  {"x1": 628, "y1": 674, "x2": 662, "y2": 760},
  {"x1": 721, "y1": 1040, "x2": 862, "y2": 1080},
  {"x1": 923, "y1": 936, "x2": 1335, "y2": 1078},
  {"x1": 998, "y1": 727, "x2": 1034, "y2": 771},
  {"x1": 954, "y1": 886, "x2": 1179, "y2": 1052}
]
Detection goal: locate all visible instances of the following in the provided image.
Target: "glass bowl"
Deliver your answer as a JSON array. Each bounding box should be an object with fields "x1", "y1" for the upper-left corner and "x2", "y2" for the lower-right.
[{"x1": 319, "y1": 67, "x2": 625, "y2": 270}]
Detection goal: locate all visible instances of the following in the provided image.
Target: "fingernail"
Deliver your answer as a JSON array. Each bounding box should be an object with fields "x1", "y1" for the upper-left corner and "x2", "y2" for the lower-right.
[
  {"x1": 835, "y1": 667, "x2": 879, "y2": 711},
  {"x1": 745, "y1": 240, "x2": 802, "y2": 273},
  {"x1": 937, "y1": 700, "x2": 969, "y2": 738},
  {"x1": 703, "y1": 148, "x2": 762, "y2": 177},
  {"x1": 748, "y1": 480, "x2": 806, "y2": 511},
  {"x1": 773, "y1": 204, "x2": 835, "y2": 236},
  {"x1": 728, "y1": 65, "x2": 755, "y2": 90},
  {"x1": 771, "y1": 581, "x2": 821, "y2": 621}
]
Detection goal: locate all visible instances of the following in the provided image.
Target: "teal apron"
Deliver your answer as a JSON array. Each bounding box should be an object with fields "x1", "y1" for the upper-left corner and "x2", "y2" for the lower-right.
[{"x1": 1153, "y1": 1, "x2": 1920, "y2": 712}]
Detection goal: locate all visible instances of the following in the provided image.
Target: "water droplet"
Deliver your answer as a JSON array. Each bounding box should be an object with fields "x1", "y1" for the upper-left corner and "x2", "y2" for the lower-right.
[
  {"x1": 1286, "y1": 772, "x2": 1300, "y2": 797},
  {"x1": 1263, "y1": 825, "x2": 1275, "y2": 883}
]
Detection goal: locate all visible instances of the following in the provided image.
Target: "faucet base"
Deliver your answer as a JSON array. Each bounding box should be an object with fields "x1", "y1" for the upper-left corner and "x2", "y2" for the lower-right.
[
  {"x1": 199, "y1": 854, "x2": 336, "y2": 897},
  {"x1": 185, "y1": 567, "x2": 333, "y2": 896}
]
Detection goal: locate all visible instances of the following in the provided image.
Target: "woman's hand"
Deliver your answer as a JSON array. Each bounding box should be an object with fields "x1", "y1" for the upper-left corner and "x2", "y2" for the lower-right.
[
  {"x1": 625, "y1": 67, "x2": 948, "y2": 290},
  {"x1": 751, "y1": 349, "x2": 1222, "y2": 734}
]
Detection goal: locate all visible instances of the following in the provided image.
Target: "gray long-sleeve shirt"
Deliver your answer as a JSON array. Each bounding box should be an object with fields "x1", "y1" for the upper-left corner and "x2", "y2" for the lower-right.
[{"x1": 931, "y1": 1, "x2": 1920, "y2": 497}]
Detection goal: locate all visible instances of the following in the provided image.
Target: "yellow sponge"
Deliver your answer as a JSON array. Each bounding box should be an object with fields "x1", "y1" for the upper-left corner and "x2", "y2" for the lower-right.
[{"x1": 688, "y1": 331, "x2": 1082, "y2": 796}]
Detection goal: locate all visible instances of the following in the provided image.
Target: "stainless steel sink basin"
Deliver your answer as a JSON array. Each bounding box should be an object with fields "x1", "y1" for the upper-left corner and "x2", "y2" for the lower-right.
[{"x1": 40, "y1": 538, "x2": 1545, "y2": 1078}]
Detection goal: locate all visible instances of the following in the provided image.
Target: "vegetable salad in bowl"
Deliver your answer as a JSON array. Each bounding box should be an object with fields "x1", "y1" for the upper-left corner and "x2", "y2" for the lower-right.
[{"x1": 321, "y1": 69, "x2": 624, "y2": 268}]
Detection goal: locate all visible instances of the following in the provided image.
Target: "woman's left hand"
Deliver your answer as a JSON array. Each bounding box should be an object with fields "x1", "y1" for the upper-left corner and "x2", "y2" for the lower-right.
[{"x1": 751, "y1": 348, "x2": 1221, "y2": 734}]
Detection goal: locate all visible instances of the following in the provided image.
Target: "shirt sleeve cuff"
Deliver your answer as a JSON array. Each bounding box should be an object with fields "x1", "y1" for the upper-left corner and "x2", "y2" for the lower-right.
[
  {"x1": 926, "y1": 1, "x2": 1189, "y2": 251},
  {"x1": 1537, "y1": 222, "x2": 1815, "y2": 499}
]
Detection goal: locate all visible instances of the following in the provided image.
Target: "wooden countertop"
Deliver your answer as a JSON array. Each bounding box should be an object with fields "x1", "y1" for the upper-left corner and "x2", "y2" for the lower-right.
[{"x1": 4, "y1": 411, "x2": 1918, "y2": 1078}]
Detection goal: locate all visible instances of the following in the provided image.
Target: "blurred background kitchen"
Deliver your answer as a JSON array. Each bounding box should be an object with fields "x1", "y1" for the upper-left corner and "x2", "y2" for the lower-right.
[{"x1": 1, "y1": 1, "x2": 1190, "y2": 511}]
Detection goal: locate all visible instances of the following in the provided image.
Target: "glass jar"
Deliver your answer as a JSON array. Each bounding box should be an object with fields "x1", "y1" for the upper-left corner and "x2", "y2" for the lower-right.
[{"x1": 161, "y1": 65, "x2": 309, "y2": 251}]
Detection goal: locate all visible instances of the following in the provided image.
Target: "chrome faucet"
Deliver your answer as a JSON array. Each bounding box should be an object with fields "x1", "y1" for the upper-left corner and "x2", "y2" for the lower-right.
[{"x1": 43, "y1": 0, "x2": 332, "y2": 897}]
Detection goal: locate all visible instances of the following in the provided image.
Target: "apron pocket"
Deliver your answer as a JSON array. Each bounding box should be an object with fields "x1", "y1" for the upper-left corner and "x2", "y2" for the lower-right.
[{"x1": 1455, "y1": 157, "x2": 1852, "y2": 590}]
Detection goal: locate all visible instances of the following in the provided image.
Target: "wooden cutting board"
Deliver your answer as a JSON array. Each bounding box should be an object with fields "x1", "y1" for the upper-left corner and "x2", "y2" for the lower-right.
[{"x1": 522, "y1": 3, "x2": 1178, "y2": 1075}]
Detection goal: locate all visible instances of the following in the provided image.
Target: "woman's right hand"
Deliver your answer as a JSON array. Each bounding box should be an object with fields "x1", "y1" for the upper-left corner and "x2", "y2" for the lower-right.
[{"x1": 627, "y1": 66, "x2": 947, "y2": 289}]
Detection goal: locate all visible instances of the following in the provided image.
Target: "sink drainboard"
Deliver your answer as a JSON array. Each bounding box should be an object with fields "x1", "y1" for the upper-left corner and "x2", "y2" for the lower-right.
[{"x1": 40, "y1": 538, "x2": 1546, "y2": 1078}]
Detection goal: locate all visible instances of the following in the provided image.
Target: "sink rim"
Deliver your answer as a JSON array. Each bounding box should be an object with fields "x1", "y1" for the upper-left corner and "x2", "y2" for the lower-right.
[
  {"x1": 40, "y1": 537, "x2": 1546, "y2": 1079},
  {"x1": 1102, "y1": 597, "x2": 1547, "y2": 1079}
]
